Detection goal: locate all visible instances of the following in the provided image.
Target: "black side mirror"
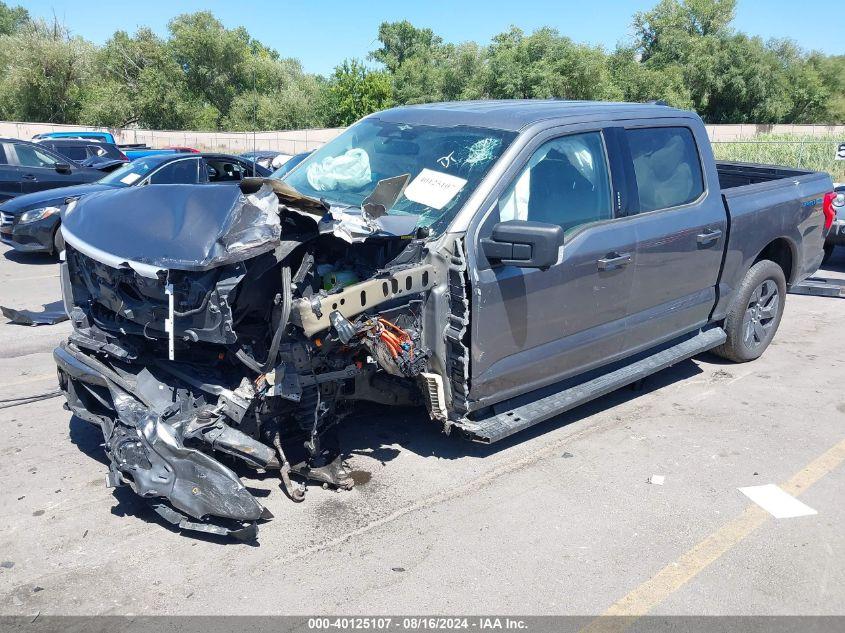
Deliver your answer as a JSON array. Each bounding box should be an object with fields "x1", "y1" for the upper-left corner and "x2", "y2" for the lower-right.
[
  {"x1": 54, "y1": 163, "x2": 72, "y2": 174},
  {"x1": 481, "y1": 220, "x2": 564, "y2": 269}
]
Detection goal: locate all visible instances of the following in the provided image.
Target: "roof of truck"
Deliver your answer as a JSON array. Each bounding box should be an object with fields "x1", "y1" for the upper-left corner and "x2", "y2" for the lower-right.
[{"x1": 373, "y1": 99, "x2": 695, "y2": 132}]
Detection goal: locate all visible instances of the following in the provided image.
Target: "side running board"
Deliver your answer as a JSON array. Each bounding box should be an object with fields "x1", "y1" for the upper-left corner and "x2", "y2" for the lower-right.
[{"x1": 456, "y1": 327, "x2": 727, "y2": 444}]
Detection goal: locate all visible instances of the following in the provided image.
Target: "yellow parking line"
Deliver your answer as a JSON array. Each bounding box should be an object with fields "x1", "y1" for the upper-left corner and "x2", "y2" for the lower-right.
[{"x1": 583, "y1": 438, "x2": 845, "y2": 633}]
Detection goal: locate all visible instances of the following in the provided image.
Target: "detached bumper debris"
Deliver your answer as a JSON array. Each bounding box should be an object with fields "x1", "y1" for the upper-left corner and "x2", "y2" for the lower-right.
[
  {"x1": 1, "y1": 300, "x2": 69, "y2": 326},
  {"x1": 54, "y1": 179, "x2": 444, "y2": 539}
]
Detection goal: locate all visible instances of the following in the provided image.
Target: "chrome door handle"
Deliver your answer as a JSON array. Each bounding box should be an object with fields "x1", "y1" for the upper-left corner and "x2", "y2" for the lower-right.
[
  {"x1": 597, "y1": 252, "x2": 632, "y2": 271},
  {"x1": 697, "y1": 229, "x2": 723, "y2": 245},
  {"x1": 22, "y1": 173, "x2": 36, "y2": 181}
]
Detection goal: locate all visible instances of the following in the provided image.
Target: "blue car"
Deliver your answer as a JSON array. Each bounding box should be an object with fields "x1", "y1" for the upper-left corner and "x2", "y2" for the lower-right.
[{"x1": 32, "y1": 131, "x2": 181, "y2": 160}]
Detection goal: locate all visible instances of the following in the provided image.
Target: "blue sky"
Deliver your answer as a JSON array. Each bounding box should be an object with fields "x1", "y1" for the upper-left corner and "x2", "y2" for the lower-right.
[{"x1": 23, "y1": 0, "x2": 843, "y2": 76}]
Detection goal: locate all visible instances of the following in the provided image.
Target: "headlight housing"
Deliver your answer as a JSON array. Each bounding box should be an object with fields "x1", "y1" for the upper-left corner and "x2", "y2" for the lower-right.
[{"x1": 19, "y1": 206, "x2": 61, "y2": 224}]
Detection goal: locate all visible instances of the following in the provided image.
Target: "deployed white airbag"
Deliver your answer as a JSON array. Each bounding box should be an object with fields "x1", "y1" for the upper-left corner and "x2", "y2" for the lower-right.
[{"x1": 306, "y1": 148, "x2": 372, "y2": 191}]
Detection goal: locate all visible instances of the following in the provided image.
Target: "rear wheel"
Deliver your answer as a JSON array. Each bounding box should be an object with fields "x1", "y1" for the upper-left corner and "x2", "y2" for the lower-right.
[
  {"x1": 52, "y1": 224, "x2": 64, "y2": 257},
  {"x1": 713, "y1": 259, "x2": 786, "y2": 363}
]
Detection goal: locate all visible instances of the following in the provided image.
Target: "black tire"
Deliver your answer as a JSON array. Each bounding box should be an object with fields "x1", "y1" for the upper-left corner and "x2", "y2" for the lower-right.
[
  {"x1": 822, "y1": 244, "x2": 835, "y2": 266},
  {"x1": 713, "y1": 259, "x2": 786, "y2": 363},
  {"x1": 52, "y1": 224, "x2": 64, "y2": 257}
]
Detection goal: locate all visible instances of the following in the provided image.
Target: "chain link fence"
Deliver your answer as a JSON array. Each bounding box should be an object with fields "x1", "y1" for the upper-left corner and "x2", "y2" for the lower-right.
[{"x1": 711, "y1": 135, "x2": 845, "y2": 181}]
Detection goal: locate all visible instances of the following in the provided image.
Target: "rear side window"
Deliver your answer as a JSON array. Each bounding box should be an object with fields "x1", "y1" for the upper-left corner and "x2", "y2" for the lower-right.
[
  {"x1": 148, "y1": 159, "x2": 201, "y2": 184},
  {"x1": 205, "y1": 158, "x2": 246, "y2": 182},
  {"x1": 13, "y1": 143, "x2": 60, "y2": 168},
  {"x1": 626, "y1": 127, "x2": 704, "y2": 213},
  {"x1": 59, "y1": 144, "x2": 88, "y2": 161},
  {"x1": 0, "y1": 144, "x2": 7, "y2": 165}
]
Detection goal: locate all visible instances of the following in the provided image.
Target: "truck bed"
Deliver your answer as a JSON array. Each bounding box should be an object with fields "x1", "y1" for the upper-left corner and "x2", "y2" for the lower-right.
[
  {"x1": 716, "y1": 161, "x2": 817, "y2": 189},
  {"x1": 713, "y1": 161, "x2": 831, "y2": 321}
]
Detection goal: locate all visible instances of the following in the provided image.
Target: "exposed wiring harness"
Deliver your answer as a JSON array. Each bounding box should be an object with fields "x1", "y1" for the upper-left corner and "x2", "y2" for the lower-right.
[
  {"x1": 236, "y1": 265, "x2": 292, "y2": 374},
  {"x1": 369, "y1": 318, "x2": 414, "y2": 360},
  {"x1": 352, "y1": 316, "x2": 427, "y2": 377}
]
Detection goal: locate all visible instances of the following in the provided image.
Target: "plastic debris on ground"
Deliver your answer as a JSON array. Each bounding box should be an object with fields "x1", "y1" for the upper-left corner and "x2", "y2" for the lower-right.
[{"x1": 1, "y1": 300, "x2": 69, "y2": 326}]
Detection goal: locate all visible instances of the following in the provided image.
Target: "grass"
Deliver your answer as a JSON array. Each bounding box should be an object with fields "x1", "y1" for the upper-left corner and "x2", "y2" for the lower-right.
[{"x1": 711, "y1": 133, "x2": 845, "y2": 182}]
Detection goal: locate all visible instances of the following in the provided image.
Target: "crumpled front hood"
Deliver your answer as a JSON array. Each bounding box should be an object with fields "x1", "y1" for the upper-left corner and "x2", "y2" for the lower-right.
[{"x1": 62, "y1": 183, "x2": 281, "y2": 274}]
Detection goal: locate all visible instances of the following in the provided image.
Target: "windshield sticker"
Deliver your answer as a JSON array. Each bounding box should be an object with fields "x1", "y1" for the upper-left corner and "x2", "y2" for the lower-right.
[
  {"x1": 120, "y1": 172, "x2": 141, "y2": 185},
  {"x1": 404, "y1": 169, "x2": 467, "y2": 210}
]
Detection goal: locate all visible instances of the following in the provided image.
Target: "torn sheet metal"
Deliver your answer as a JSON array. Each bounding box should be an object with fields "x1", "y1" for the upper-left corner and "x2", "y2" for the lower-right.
[
  {"x1": 240, "y1": 177, "x2": 327, "y2": 214},
  {"x1": 246, "y1": 175, "x2": 420, "y2": 244},
  {"x1": 1, "y1": 300, "x2": 69, "y2": 326},
  {"x1": 61, "y1": 183, "x2": 281, "y2": 272},
  {"x1": 315, "y1": 206, "x2": 421, "y2": 243}
]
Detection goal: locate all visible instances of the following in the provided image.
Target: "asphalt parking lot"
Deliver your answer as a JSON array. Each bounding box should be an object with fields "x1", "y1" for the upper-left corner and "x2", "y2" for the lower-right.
[{"x1": 0, "y1": 241, "x2": 843, "y2": 617}]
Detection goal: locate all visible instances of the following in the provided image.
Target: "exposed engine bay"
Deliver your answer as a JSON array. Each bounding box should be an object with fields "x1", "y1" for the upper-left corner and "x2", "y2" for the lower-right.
[{"x1": 54, "y1": 178, "x2": 465, "y2": 540}]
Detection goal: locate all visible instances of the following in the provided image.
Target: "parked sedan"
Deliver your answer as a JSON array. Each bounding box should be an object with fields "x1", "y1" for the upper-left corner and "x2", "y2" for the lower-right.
[
  {"x1": 0, "y1": 153, "x2": 270, "y2": 255},
  {"x1": 0, "y1": 138, "x2": 104, "y2": 202}
]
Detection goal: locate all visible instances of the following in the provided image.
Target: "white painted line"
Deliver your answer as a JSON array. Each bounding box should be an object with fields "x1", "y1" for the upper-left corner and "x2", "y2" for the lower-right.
[{"x1": 738, "y1": 484, "x2": 818, "y2": 518}]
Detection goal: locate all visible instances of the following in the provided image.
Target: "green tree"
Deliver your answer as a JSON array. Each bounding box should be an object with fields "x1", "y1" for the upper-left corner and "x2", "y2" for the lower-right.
[
  {"x1": 78, "y1": 28, "x2": 169, "y2": 127},
  {"x1": 325, "y1": 59, "x2": 393, "y2": 126},
  {"x1": 608, "y1": 46, "x2": 692, "y2": 108},
  {"x1": 224, "y1": 61, "x2": 326, "y2": 131},
  {"x1": 2, "y1": 0, "x2": 843, "y2": 129},
  {"x1": 0, "y1": 18, "x2": 93, "y2": 123},
  {"x1": 371, "y1": 21, "x2": 442, "y2": 74},
  {"x1": 484, "y1": 27, "x2": 621, "y2": 101},
  {"x1": 630, "y1": 0, "x2": 836, "y2": 123},
  {"x1": 167, "y1": 12, "x2": 255, "y2": 126},
  {"x1": 633, "y1": 0, "x2": 736, "y2": 63},
  {"x1": 0, "y1": 0, "x2": 27, "y2": 36},
  {"x1": 809, "y1": 54, "x2": 845, "y2": 123}
]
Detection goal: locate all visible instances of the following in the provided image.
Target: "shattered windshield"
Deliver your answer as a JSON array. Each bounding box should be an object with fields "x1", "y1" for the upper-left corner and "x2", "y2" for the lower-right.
[
  {"x1": 97, "y1": 158, "x2": 163, "y2": 187},
  {"x1": 283, "y1": 118, "x2": 516, "y2": 235}
]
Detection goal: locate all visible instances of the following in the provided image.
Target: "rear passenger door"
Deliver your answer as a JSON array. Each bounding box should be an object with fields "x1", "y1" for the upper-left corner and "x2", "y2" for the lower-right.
[
  {"x1": 621, "y1": 124, "x2": 727, "y2": 354},
  {"x1": 8, "y1": 142, "x2": 83, "y2": 193}
]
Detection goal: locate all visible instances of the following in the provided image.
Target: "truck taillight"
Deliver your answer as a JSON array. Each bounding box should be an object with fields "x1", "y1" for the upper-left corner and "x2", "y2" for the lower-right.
[{"x1": 823, "y1": 192, "x2": 836, "y2": 230}]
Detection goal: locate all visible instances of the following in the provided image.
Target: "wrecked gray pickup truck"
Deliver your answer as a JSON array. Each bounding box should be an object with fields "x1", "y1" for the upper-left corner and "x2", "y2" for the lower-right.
[{"x1": 54, "y1": 101, "x2": 834, "y2": 539}]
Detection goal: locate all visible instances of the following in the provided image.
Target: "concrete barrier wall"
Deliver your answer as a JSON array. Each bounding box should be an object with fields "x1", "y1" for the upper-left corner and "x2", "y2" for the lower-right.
[
  {"x1": 0, "y1": 120, "x2": 345, "y2": 154},
  {"x1": 1, "y1": 119, "x2": 843, "y2": 153},
  {"x1": 705, "y1": 123, "x2": 845, "y2": 140}
]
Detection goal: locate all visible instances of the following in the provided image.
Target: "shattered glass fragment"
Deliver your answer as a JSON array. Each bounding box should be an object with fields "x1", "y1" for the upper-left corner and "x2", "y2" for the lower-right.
[{"x1": 464, "y1": 137, "x2": 502, "y2": 167}]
